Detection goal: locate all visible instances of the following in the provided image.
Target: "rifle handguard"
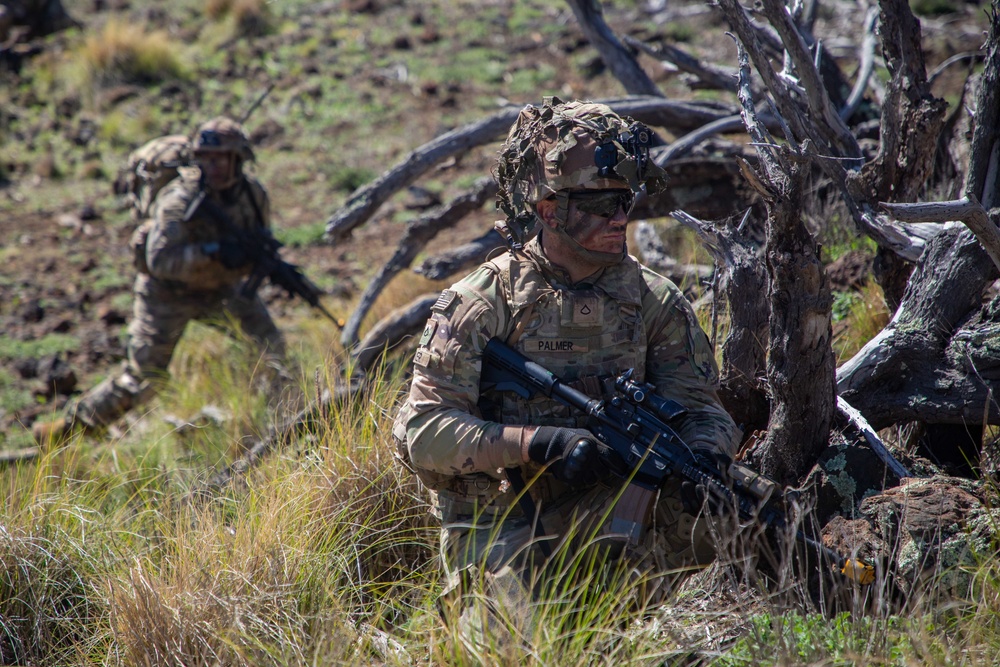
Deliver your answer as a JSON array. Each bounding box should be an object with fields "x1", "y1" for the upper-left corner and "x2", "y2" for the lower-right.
[{"x1": 480, "y1": 336, "x2": 878, "y2": 587}]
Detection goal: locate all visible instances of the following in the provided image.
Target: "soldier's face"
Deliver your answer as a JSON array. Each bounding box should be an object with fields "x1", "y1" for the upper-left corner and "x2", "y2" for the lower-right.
[
  {"x1": 197, "y1": 151, "x2": 236, "y2": 190},
  {"x1": 563, "y1": 189, "x2": 632, "y2": 254}
]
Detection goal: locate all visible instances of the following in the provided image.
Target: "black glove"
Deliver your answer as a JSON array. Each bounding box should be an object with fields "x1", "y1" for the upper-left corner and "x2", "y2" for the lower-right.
[
  {"x1": 680, "y1": 449, "x2": 734, "y2": 514},
  {"x1": 203, "y1": 240, "x2": 250, "y2": 269},
  {"x1": 527, "y1": 426, "x2": 621, "y2": 487},
  {"x1": 691, "y1": 448, "x2": 733, "y2": 476}
]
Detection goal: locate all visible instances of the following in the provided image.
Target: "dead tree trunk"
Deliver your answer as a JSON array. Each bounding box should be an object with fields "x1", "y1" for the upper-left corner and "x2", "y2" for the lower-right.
[
  {"x1": 716, "y1": 0, "x2": 839, "y2": 485},
  {"x1": 837, "y1": 4, "x2": 1000, "y2": 435},
  {"x1": 671, "y1": 210, "x2": 770, "y2": 442},
  {"x1": 846, "y1": 0, "x2": 949, "y2": 311}
]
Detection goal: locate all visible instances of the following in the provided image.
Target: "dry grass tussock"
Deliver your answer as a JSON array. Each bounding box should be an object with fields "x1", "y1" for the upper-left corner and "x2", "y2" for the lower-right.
[
  {"x1": 0, "y1": 524, "x2": 96, "y2": 664},
  {"x1": 1, "y1": 344, "x2": 997, "y2": 664},
  {"x1": 79, "y1": 19, "x2": 186, "y2": 87}
]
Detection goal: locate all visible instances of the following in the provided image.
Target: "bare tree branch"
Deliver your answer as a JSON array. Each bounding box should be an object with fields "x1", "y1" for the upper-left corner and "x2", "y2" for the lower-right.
[
  {"x1": 758, "y1": 0, "x2": 862, "y2": 158},
  {"x1": 631, "y1": 220, "x2": 714, "y2": 285},
  {"x1": 414, "y1": 230, "x2": 504, "y2": 281},
  {"x1": 840, "y1": 7, "x2": 878, "y2": 121},
  {"x1": 324, "y1": 107, "x2": 520, "y2": 243},
  {"x1": 880, "y1": 196, "x2": 1000, "y2": 272},
  {"x1": 564, "y1": 0, "x2": 662, "y2": 96},
  {"x1": 323, "y1": 97, "x2": 740, "y2": 243},
  {"x1": 836, "y1": 396, "x2": 911, "y2": 479},
  {"x1": 340, "y1": 178, "x2": 497, "y2": 349},
  {"x1": 622, "y1": 34, "x2": 738, "y2": 92},
  {"x1": 964, "y1": 2, "x2": 1000, "y2": 206},
  {"x1": 350, "y1": 293, "x2": 439, "y2": 375}
]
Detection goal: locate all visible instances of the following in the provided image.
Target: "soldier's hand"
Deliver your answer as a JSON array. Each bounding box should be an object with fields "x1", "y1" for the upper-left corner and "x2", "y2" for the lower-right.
[
  {"x1": 691, "y1": 448, "x2": 733, "y2": 476},
  {"x1": 527, "y1": 426, "x2": 621, "y2": 487},
  {"x1": 203, "y1": 240, "x2": 250, "y2": 269}
]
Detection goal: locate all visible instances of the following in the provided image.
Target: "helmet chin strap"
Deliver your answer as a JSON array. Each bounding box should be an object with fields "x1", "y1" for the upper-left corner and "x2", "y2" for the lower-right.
[{"x1": 543, "y1": 191, "x2": 626, "y2": 268}]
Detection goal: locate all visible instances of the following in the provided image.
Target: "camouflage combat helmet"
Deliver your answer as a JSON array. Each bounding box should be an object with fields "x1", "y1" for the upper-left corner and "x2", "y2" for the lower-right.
[
  {"x1": 493, "y1": 96, "x2": 667, "y2": 253},
  {"x1": 192, "y1": 116, "x2": 254, "y2": 162}
]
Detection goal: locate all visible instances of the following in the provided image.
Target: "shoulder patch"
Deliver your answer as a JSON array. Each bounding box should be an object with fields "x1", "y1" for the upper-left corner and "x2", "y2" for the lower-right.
[{"x1": 432, "y1": 289, "x2": 458, "y2": 313}]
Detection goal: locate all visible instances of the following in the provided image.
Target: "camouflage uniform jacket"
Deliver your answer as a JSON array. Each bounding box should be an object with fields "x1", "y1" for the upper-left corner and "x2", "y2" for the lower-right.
[
  {"x1": 140, "y1": 173, "x2": 270, "y2": 295},
  {"x1": 395, "y1": 235, "x2": 739, "y2": 503}
]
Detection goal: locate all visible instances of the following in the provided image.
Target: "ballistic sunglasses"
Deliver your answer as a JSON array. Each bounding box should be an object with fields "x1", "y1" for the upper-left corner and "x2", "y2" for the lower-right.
[{"x1": 567, "y1": 189, "x2": 635, "y2": 218}]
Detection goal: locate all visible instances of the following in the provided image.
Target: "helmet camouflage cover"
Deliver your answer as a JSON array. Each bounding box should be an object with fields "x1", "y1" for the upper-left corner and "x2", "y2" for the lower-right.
[
  {"x1": 192, "y1": 116, "x2": 254, "y2": 162},
  {"x1": 493, "y1": 96, "x2": 668, "y2": 248}
]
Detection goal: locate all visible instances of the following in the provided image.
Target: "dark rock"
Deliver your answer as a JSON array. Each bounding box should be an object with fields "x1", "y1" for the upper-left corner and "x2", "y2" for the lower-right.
[
  {"x1": 51, "y1": 318, "x2": 73, "y2": 333},
  {"x1": 12, "y1": 357, "x2": 38, "y2": 379},
  {"x1": 79, "y1": 203, "x2": 99, "y2": 220},
  {"x1": 859, "y1": 476, "x2": 996, "y2": 600},
  {"x1": 805, "y1": 429, "x2": 904, "y2": 524},
  {"x1": 98, "y1": 304, "x2": 127, "y2": 325},
  {"x1": 35, "y1": 354, "x2": 78, "y2": 397},
  {"x1": 18, "y1": 298, "x2": 44, "y2": 323}
]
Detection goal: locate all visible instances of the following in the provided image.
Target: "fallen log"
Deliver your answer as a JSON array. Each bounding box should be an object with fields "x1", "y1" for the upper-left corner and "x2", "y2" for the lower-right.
[
  {"x1": 340, "y1": 179, "x2": 497, "y2": 349},
  {"x1": 323, "y1": 96, "x2": 741, "y2": 243}
]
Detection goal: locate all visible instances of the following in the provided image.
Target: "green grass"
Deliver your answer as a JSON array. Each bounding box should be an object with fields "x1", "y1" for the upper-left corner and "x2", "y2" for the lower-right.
[
  {"x1": 274, "y1": 220, "x2": 327, "y2": 248},
  {"x1": 720, "y1": 612, "x2": 911, "y2": 665},
  {"x1": 832, "y1": 282, "x2": 890, "y2": 364},
  {"x1": 2, "y1": 365, "x2": 999, "y2": 664},
  {"x1": 0, "y1": 333, "x2": 80, "y2": 361},
  {"x1": 76, "y1": 19, "x2": 190, "y2": 89},
  {"x1": 0, "y1": 283, "x2": 997, "y2": 664},
  {"x1": 0, "y1": 368, "x2": 34, "y2": 418}
]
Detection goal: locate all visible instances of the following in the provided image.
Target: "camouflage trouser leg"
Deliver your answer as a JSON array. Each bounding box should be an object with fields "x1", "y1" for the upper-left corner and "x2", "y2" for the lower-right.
[
  {"x1": 438, "y1": 480, "x2": 715, "y2": 648},
  {"x1": 70, "y1": 287, "x2": 288, "y2": 430},
  {"x1": 627, "y1": 477, "x2": 717, "y2": 606},
  {"x1": 214, "y1": 292, "x2": 286, "y2": 360},
  {"x1": 212, "y1": 293, "x2": 295, "y2": 403},
  {"x1": 70, "y1": 290, "x2": 190, "y2": 430}
]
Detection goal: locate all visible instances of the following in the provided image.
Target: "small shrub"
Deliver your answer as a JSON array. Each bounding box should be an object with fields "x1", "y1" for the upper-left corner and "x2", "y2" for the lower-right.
[
  {"x1": 275, "y1": 221, "x2": 327, "y2": 248},
  {"x1": 204, "y1": 0, "x2": 274, "y2": 38},
  {"x1": 324, "y1": 165, "x2": 376, "y2": 193},
  {"x1": 80, "y1": 20, "x2": 187, "y2": 88}
]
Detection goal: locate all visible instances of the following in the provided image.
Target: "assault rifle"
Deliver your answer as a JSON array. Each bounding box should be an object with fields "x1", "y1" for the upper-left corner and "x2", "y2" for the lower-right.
[
  {"x1": 188, "y1": 190, "x2": 343, "y2": 329},
  {"x1": 480, "y1": 337, "x2": 875, "y2": 586}
]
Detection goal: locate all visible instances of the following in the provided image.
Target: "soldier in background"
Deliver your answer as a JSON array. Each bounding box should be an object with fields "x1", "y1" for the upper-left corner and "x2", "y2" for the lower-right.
[
  {"x1": 0, "y1": 0, "x2": 77, "y2": 43},
  {"x1": 32, "y1": 117, "x2": 286, "y2": 443},
  {"x1": 393, "y1": 98, "x2": 740, "y2": 640}
]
